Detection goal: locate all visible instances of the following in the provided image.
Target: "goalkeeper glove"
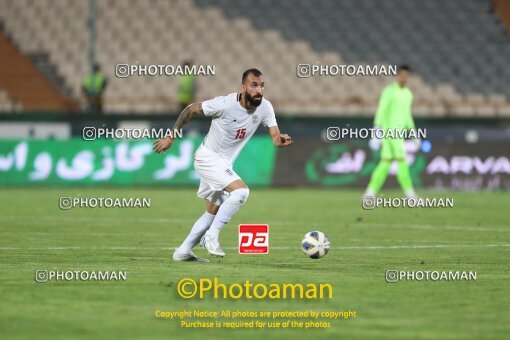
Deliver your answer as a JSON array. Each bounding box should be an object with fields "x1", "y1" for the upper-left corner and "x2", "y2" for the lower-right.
[{"x1": 412, "y1": 138, "x2": 422, "y2": 150}]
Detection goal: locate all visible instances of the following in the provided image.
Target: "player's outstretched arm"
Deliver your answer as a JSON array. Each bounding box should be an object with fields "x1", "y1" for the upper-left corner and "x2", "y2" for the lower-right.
[
  {"x1": 268, "y1": 126, "x2": 293, "y2": 147},
  {"x1": 153, "y1": 103, "x2": 204, "y2": 154}
]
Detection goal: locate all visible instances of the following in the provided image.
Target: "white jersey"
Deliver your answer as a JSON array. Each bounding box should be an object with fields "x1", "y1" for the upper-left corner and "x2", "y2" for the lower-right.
[{"x1": 198, "y1": 93, "x2": 277, "y2": 163}]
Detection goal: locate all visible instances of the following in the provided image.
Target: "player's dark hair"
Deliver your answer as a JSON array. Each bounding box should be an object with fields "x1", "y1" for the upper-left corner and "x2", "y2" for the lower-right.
[
  {"x1": 397, "y1": 64, "x2": 411, "y2": 73},
  {"x1": 242, "y1": 68, "x2": 263, "y2": 83}
]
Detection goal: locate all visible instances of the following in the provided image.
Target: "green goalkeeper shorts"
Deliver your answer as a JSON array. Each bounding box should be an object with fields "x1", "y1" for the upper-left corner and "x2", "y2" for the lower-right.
[{"x1": 380, "y1": 138, "x2": 406, "y2": 160}]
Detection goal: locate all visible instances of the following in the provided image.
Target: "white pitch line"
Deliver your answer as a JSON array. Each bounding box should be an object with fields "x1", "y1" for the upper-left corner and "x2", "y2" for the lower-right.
[
  {"x1": 0, "y1": 216, "x2": 508, "y2": 232},
  {"x1": 0, "y1": 216, "x2": 196, "y2": 224},
  {"x1": 0, "y1": 234, "x2": 469, "y2": 243},
  {"x1": 1, "y1": 244, "x2": 510, "y2": 251},
  {"x1": 358, "y1": 223, "x2": 510, "y2": 233}
]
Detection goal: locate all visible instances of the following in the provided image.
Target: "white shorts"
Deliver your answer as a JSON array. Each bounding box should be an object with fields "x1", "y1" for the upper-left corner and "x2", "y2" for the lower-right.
[{"x1": 194, "y1": 146, "x2": 241, "y2": 205}]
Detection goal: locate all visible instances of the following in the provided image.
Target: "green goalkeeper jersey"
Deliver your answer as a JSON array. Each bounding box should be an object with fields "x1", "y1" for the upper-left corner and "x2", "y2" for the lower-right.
[{"x1": 374, "y1": 82, "x2": 415, "y2": 130}]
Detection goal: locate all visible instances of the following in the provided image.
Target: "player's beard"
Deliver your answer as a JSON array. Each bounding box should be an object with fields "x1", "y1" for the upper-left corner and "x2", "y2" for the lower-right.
[{"x1": 245, "y1": 92, "x2": 263, "y2": 107}]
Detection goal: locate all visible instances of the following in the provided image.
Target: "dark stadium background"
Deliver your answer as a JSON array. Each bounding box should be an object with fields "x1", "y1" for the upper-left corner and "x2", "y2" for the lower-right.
[{"x1": 0, "y1": 0, "x2": 509, "y2": 190}]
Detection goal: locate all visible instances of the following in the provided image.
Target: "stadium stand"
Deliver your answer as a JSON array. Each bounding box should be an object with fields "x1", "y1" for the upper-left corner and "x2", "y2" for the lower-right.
[
  {"x1": 0, "y1": 27, "x2": 75, "y2": 111},
  {"x1": 196, "y1": 0, "x2": 510, "y2": 95},
  {"x1": 0, "y1": 0, "x2": 508, "y2": 116},
  {"x1": 493, "y1": 0, "x2": 510, "y2": 34},
  {"x1": 0, "y1": 88, "x2": 20, "y2": 112}
]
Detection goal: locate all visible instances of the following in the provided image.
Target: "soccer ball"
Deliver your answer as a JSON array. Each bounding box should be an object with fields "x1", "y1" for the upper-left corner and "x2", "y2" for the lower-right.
[{"x1": 301, "y1": 231, "x2": 330, "y2": 259}]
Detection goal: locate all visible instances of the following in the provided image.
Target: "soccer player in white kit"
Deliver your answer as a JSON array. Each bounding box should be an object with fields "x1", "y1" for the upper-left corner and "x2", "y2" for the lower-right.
[{"x1": 153, "y1": 69, "x2": 293, "y2": 261}]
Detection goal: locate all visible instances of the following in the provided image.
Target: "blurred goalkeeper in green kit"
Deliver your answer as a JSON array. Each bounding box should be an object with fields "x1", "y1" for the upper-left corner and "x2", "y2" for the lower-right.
[{"x1": 364, "y1": 65, "x2": 418, "y2": 199}]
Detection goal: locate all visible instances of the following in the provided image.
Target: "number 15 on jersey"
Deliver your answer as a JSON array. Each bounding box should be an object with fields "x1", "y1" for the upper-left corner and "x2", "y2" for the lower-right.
[{"x1": 235, "y1": 128, "x2": 246, "y2": 139}]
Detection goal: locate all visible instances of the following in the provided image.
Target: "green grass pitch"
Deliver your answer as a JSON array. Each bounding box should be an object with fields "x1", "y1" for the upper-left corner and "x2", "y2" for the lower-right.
[{"x1": 1, "y1": 188, "x2": 509, "y2": 339}]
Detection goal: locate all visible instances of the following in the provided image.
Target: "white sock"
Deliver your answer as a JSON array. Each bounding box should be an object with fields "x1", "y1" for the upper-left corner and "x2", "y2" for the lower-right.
[
  {"x1": 364, "y1": 189, "x2": 376, "y2": 197},
  {"x1": 405, "y1": 189, "x2": 417, "y2": 199},
  {"x1": 205, "y1": 188, "x2": 249, "y2": 238},
  {"x1": 177, "y1": 211, "x2": 216, "y2": 252}
]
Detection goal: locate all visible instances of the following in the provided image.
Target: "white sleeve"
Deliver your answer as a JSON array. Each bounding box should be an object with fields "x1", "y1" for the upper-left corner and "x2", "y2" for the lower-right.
[
  {"x1": 262, "y1": 101, "x2": 277, "y2": 128},
  {"x1": 201, "y1": 95, "x2": 229, "y2": 118}
]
